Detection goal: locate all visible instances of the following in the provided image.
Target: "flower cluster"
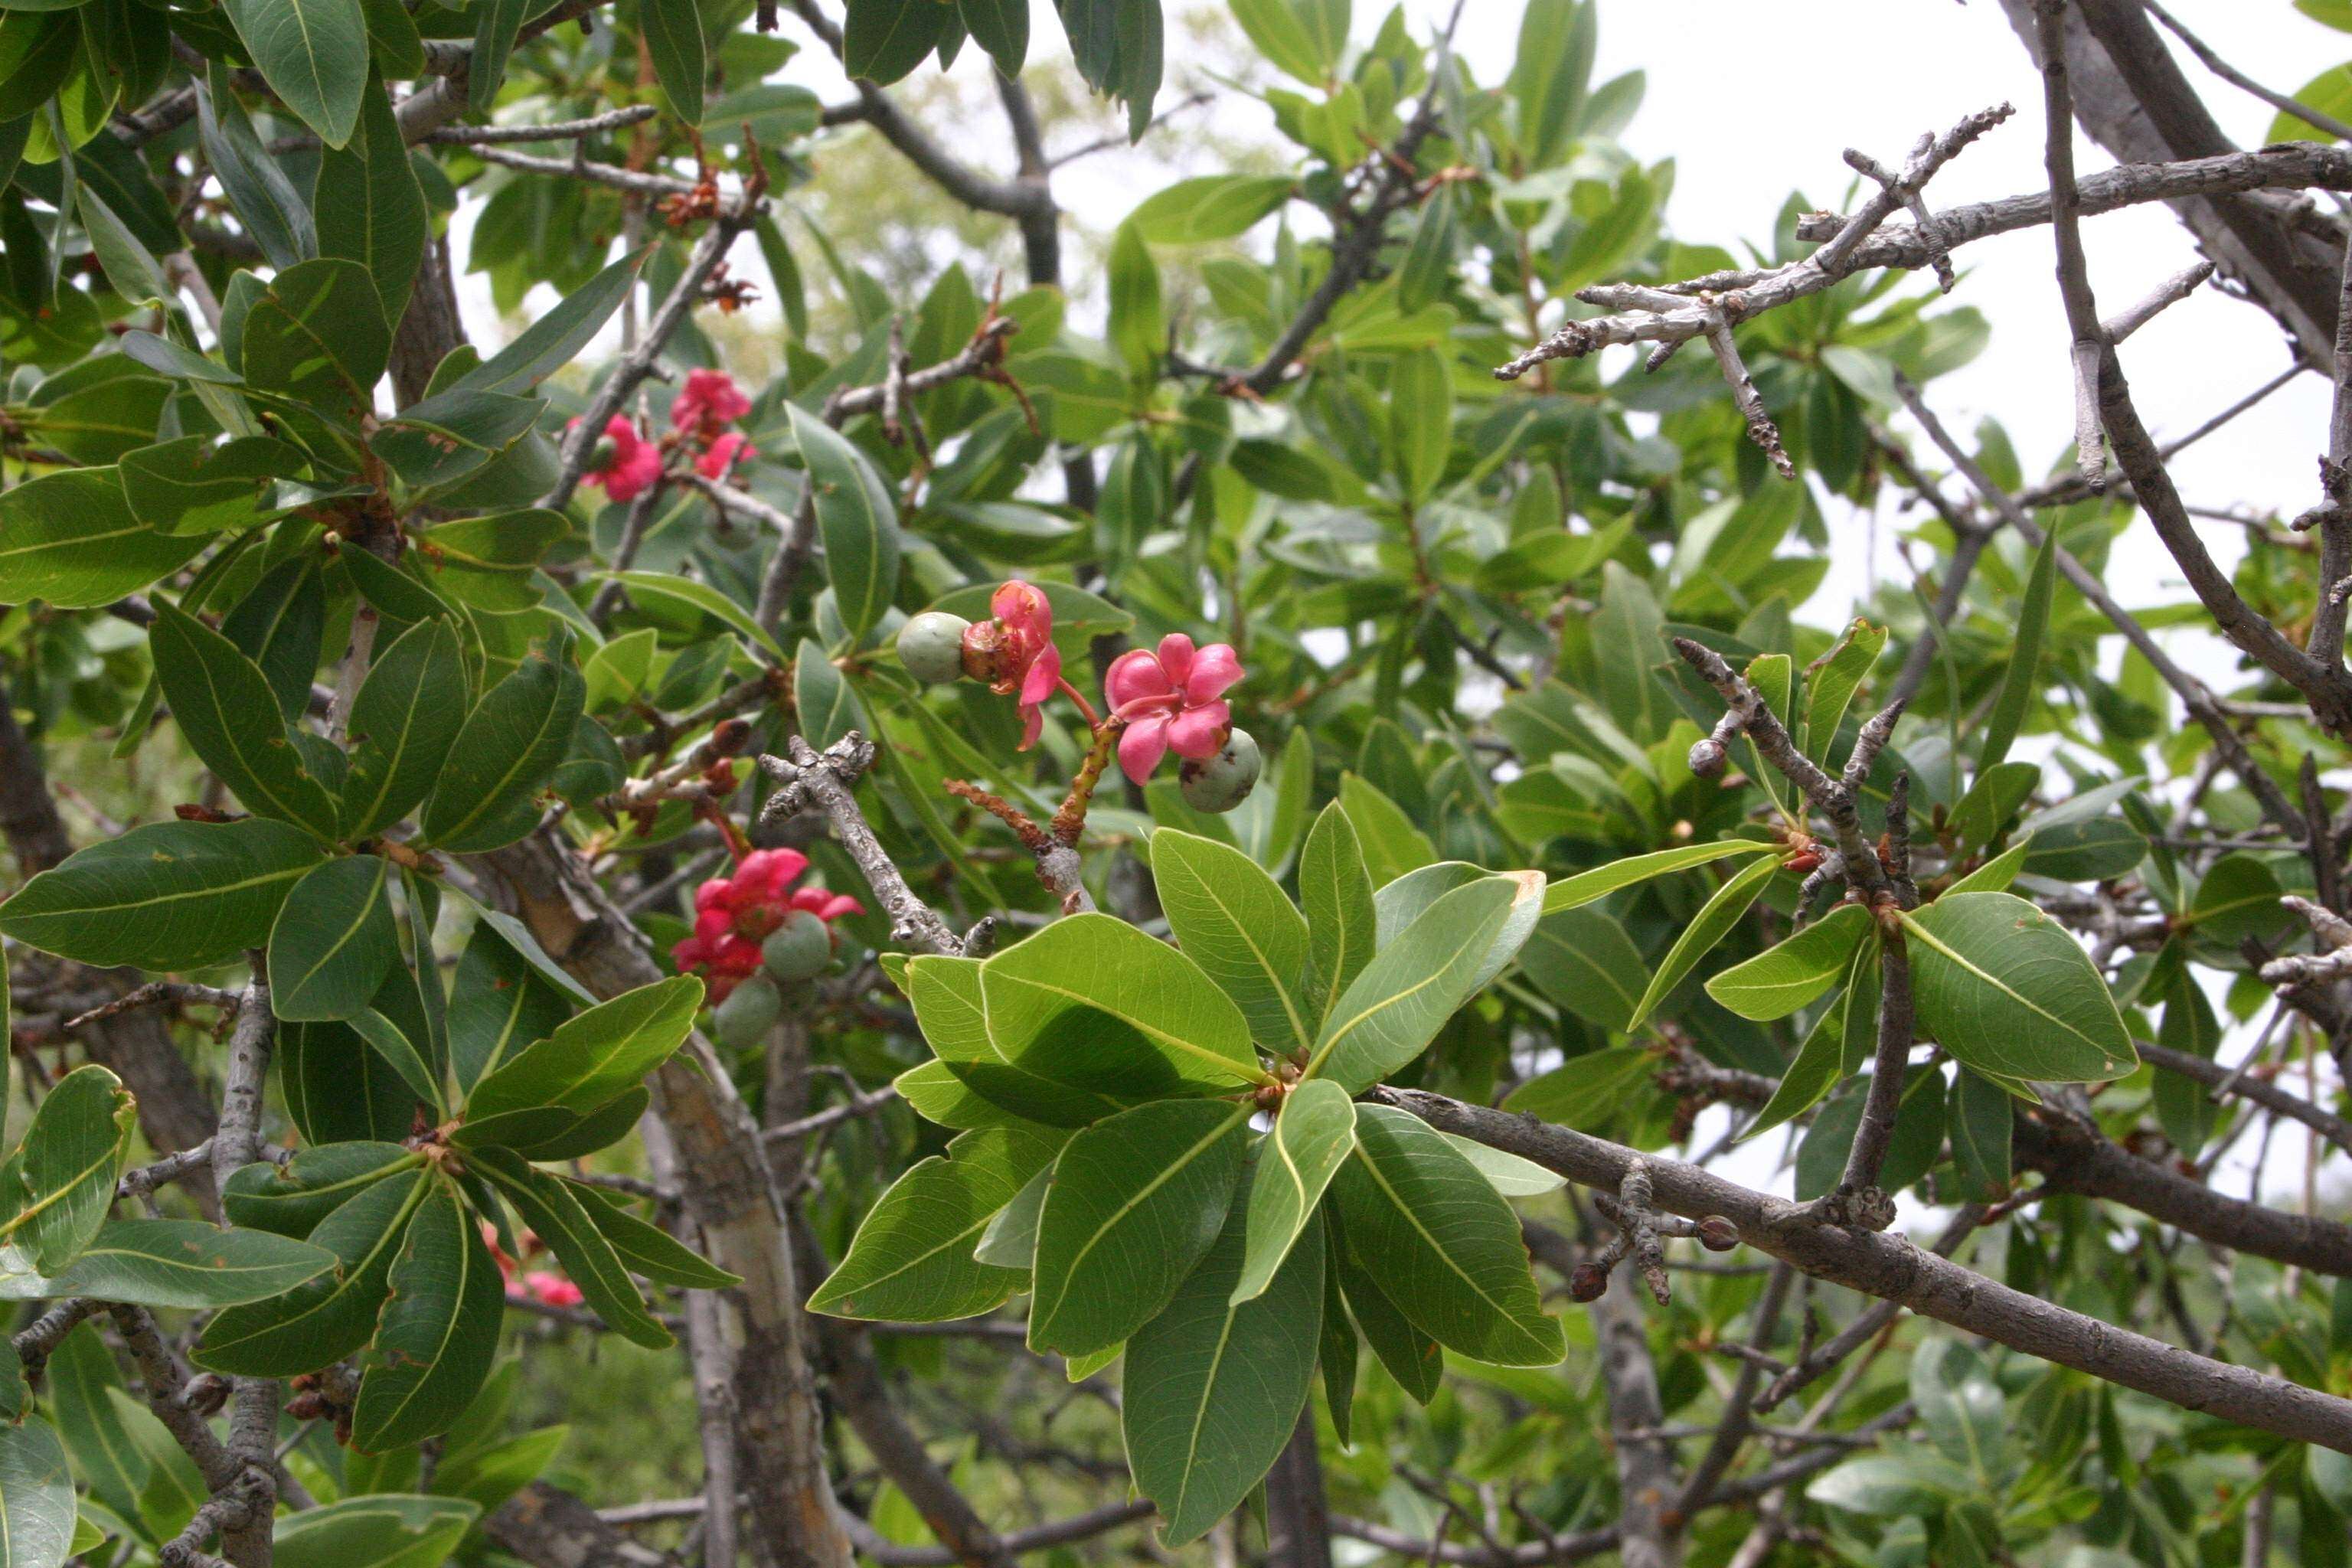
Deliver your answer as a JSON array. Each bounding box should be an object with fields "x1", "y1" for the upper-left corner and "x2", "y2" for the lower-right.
[
  {"x1": 672, "y1": 848, "x2": 861, "y2": 1002},
  {"x1": 674, "y1": 369, "x2": 757, "y2": 479},
  {"x1": 573, "y1": 371, "x2": 760, "y2": 501},
  {"x1": 896, "y1": 579, "x2": 1265, "y2": 814}
]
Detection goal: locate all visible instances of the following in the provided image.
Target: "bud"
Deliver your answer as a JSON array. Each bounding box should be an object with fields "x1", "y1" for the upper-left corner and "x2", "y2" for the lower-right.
[
  {"x1": 1568, "y1": 1261, "x2": 1610, "y2": 1302},
  {"x1": 587, "y1": 436, "x2": 618, "y2": 471},
  {"x1": 898, "y1": 611, "x2": 975, "y2": 685},
  {"x1": 1178, "y1": 727, "x2": 1262, "y2": 814},
  {"x1": 712, "y1": 973, "x2": 782, "y2": 1049},
  {"x1": 1696, "y1": 1215, "x2": 1739, "y2": 1252},
  {"x1": 185, "y1": 1373, "x2": 231, "y2": 1417},
  {"x1": 1688, "y1": 737, "x2": 1727, "y2": 781}
]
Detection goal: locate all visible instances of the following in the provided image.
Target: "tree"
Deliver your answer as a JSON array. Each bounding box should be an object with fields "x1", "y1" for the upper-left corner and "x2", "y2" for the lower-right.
[{"x1": 4, "y1": 0, "x2": 2352, "y2": 1563}]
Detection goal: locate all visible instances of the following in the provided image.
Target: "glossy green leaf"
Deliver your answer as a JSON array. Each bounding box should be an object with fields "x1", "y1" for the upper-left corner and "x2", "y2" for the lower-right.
[
  {"x1": 8, "y1": 1065, "x2": 133, "y2": 1272},
  {"x1": 151, "y1": 599, "x2": 341, "y2": 838},
  {"x1": 1151, "y1": 829, "x2": 1313, "y2": 1053},
  {"x1": 221, "y1": 0, "x2": 368, "y2": 146},
  {"x1": 452, "y1": 250, "x2": 648, "y2": 396},
  {"x1": 1949, "y1": 1067, "x2": 2015, "y2": 1202},
  {"x1": 224, "y1": 1142, "x2": 422, "y2": 1237},
  {"x1": 1299, "y1": 802, "x2": 1378, "y2": 1023},
  {"x1": 1329, "y1": 1105, "x2": 1561, "y2": 1367},
  {"x1": 0, "y1": 469, "x2": 207, "y2": 610},
  {"x1": 1543, "y1": 840, "x2": 1778, "y2": 913},
  {"x1": 353, "y1": 1185, "x2": 505, "y2": 1449},
  {"x1": 1124, "y1": 1174, "x2": 1322, "y2": 1546},
  {"x1": 1978, "y1": 519, "x2": 2057, "y2": 773},
  {"x1": 0, "y1": 1220, "x2": 335, "y2": 1308},
  {"x1": 0, "y1": 818, "x2": 325, "y2": 972},
  {"x1": 271, "y1": 1494, "x2": 479, "y2": 1568},
  {"x1": 1518, "y1": 906, "x2": 1648, "y2": 1034},
  {"x1": 1901, "y1": 892, "x2": 2136, "y2": 1083},
  {"x1": 790, "y1": 406, "x2": 901, "y2": 641},
  {"x1": 641, "y1": 0, "x2": 705, "y2": 121},
  {"x1": 980, "y1": 914, "x2": 1266, "y2": 1093},
  {"x1": 1501, "y1": 1044, "x2": 1655, "y2": 1127},
  {"x1": 1329, "y1": 1214, "x2": 1442, "y2": 1403},
  {"x1": 1705, "y1": 902, "x2": 1870, "y2": 1021},
  {"x1": 1126, "y1": 175, "x2": 1293, "y2": 245},
  {"x1": 420, "y1": 626, "x2": 585, "y2": 853},
  {"x1": 197, "y1": 1168, "x2": 429, "y2": 1376},
  {"x1": 577, "y1": 1190, "x2": 740, "y2": 1289},
  {"x1": 315, "y1": 69, "x2": 425, "y2": 322},
  {"x1": 463, "y1": 974, "x2": 701, "y2": 1122},
  {"x1": 808, "y1": 1126, "x2": 1061, "y2": 1321},
  {"x1": 0, "y1": 1419, "x2": 74, "y2": 1568},
  {"x1": 1028, "y1": 1099, "x2": 1251, "y2": 1357},
  {"x1": 1232, "y1": 1080, "x2": 1354, "y2": 1304},
  {"x1": 268, "y1": 854, "x2": 400, "y2": 1021},
  {"x1": 1308, "y1": 873, "x2": 1540, "y2": 1093},
  {"x1": 1802, "y1": 616, "x2": 1886, "y2": 762},
  {"x1": 341, "y1": 618, "x2": 468, "y2": 838},
  {"x1": 238, "y1": 258, "x2": 390, "y2": 421},
  {"x1": 194, "y1": 70, "x2": 313, "y2": 269},
  {"x1": 468, "y1": 1150, "x2": 670, "y2": 1349},
  {"x1": 956, "y1": 0, "x2": 1025, "y2": 74},
  {"x1": 1625, "y1": 851, "x2": 1781, "y2": 1031}
]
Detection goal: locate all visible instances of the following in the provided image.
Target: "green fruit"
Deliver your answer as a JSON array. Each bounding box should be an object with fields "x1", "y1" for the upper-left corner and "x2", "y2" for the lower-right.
[
  {"x1": 1178, "y1": 727, "x2": 1262, "y2": 814},
  {"x1": 712, "y1": 974, "x2": 781, "y2": 1048},
  {"x1": 762, "y1": 909, "x2": 833, "y2": 984},
  {"x1": 897, "y1": 611, "x2": 973, "y2": 685}
]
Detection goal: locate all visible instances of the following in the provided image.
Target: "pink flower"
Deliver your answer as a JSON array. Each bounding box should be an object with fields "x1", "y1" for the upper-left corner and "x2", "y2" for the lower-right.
[
  {"x1": 960, "y1": 581, "x2": 1062, "y2": 749},
  {"x1": 1104, "y1": 634, "x2": 1243, "y2": 785},
  {"x1": 521, "y1": 1272, "x2": 585, "y2": 1308},
  {"x1": 671, "y1": 847, "x2": 864, "y2": 1000},
  {"x1": 697, "y1": 431, "x2": 757, "y2": 479},
  {"x1": 573, "y1": 414, "x2": 663, "y2": 502},
  {"x1": 673, "y1": 369, "x2": 750, "y2": 439}
]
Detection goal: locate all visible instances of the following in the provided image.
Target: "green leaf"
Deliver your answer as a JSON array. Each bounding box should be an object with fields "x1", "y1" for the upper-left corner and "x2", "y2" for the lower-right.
[
  {"x1": 1336, "y1": 773, "x2": 1435, "y2": 886},
  {"x1": 1124, "y1": 1174, "x2": 1322, "y2": 1546},
  {"x1": 956, "y1": 0, "x2": 1024, "y2": 71},
  {"x1": 0, "y1": 818, "x2": 324, "y2": 971},
  {"x1": 1948, "y1": 760, "x2": 2038, "y2": 856},
  {"x1": 0, "y1": 1420, "x2": 74, "y2": 1568},
  {"x1": 641, "y1": 0, "x2": 706, "y2": 122},
  {"x1": 469, "y1": 0, "x2": 529, "y2": 114},
  {"x1": 1331, "y1": 1217, "x2": 1441, "y2": 1403},
  {"x1": 1501, "y1": 1045, "x2": 1654, "y2": 1125},
  {"x1": 1227, "y1": 0, "x2": 1322, "y2": 80},
  {"x1": 1308, "y1": 874, "x2": 1541, "y2": 1093},
  {"x1": 268, "y1": 855, "x2": 400, "y2": 1022},
  {"x1": 454, "y1": 251, "x2": 651, "y2": 396},
  {"x1": 903, "y1": 959, "x2": 1138, "y2": 1128},
  {"x1": 1371, "y1": 862, "x2": 1544, "y2": 991},
  {"x1": 224, "y1": 1142, "x2": 423, "y2": 1236},
  {"x1": 980, "y1": 914, "x2": 1267, "y2": 1092},
  {"x1": 8, "y1": 1065, "x2": 133, "y2": 1272},
  {"x1": 577, "y1": 1191, "x2": 740, "y2": 1289},
  {"x1": 1126, "y1": 175, "x2": 1293, "y2": 244},
  {"x1": 1518, "y1": 906, "x2": 1648, "y2": 1034},
  {"x1": 1299, "y1": 802, "x2": 1378, "y2": 1024},
  {"x1": 1388, "y1": 346, "x2": 1452, "y2": 505},
  {"x1": 353, "y1": 1185, "x2": 505, "y2": 1450},
  {"x1": 45, "y1": 1326, "x2": 142, "y2": 1522},
  {"x1": 1329, "y1": 1105, "x2": 1561, "y2": 1367},
  {"x1": 1231, "y1": 1080, "x2": 1354, "y2": 1304},
  {"x1": 1910, "y1": 1338, "x2": 2007, "y2": 1484},
  {"x1": 1510, "y1": 0, "x2": 1593, "y2": 168},
  {"x1": 2267, "y1": 62, "x2": 2352, "y2": 144},
  {"x1": 602, "y1": 571, "x2": 785, "y2": 660},
  {"x1": 808, "y1": 1127, "x2": 1061, "y2": 1321},
  {"x1": 221, "y1": 0, "x2": 368, "y2": 145},
  {"x1": 1740, "y1": 940, "x2": 1875, "y2": 1142},
  {"x1": 271, "y1": 1494, "x2": 479, "y2": 1568},
  {"x1": 194, "y1": 70, "x2": 314, "y2": 270},
  {"x1": 315, "y1": 70, "x2": 425, "y2": 322},
  {"x1": 374, "y1": 394, "x2": 546, "y2": 495},
  {"x1": 1439, "y1": 1135, "x2": 1566, "y2": 1197},
  {"x1": 0, "y1": 469, "x2": 207, "y2": 609},
  {"x1": 420, "y1": 626, "x2": 585, "y2": 853},
  {"x1": 463, "y1": 974, "x2": 702, "y2": 1122},
  {"x1": 842, "y1": 0, "x2": 945, "y2": 82},
  {"x1": 282, "y1": 1012, "x2": 426, "y2": 1145},
  {"x1": 1151, "y1": 829, "x2": 1313, "y2": 1054},
  {"x1": 410, "y1": 510, "x2": 568, "y2": 609},
  {"x1": 1316, "y1": 1225, "x2": 1356, "y2": 1445},
  {"x1": 790, "y1": 406, "x2": 901, "y2": 642},
  {"x1": 1705, "y1": 903, "x2": 1870, "y2": 1021},
  {"x1": 0, "y1": 1220, "x2": 335, "y2": 1308},
  {"x1": 1625, "y1": 852, "x2": 1781, "y2": 1031},
  {"x1": 196, "y1": 1168, "x2": 429, "y2": 1376},
  {"x1": 1945, "y1": 836, "x2": 2031, "y2": 897},
  {"x1": 1949, "y1": 1067, "x2": 2014, "y2": 1202},
  {"x1": 1543, "y1": 840, "x2": 1779, "y2": 913},
  {"x1": 1028, "y1": 1100, "x2": 1251, "y2": 1357},
  {"x1": 1803, "y1": 617, "x2": 1886, "y2": 762},
  {"x1": 221, "y1": 557, "x2": 327, "y2": 723},
  {"x1": 1107, "y1": 219, "x2": 1162, "y2": 375},
  {"x1": 341, "y1": 618, "x2": 468, "y2": 838},
  {"x1": 1978, "y1": 524, "x2": 2056, "y2": 771},
  {"x1": 151, "y1": 599, "x2": 341, "y2": 838},
  {"x1": 793, "y1": 637, "x2": 861, "y2": 750},
  {"x1": 117, "y1": 436, "x2": 305, "y2": 536},
  {"x1": 468, "y1": 1151, "x2": 670, "y2": 1349},
  {"x1": 447, "y1": 923, "x2": 573, "y2": 1096},
  {"x1": 1901, "y1": 892, "x2": 2136, "y2": 1083},
  {"x1": 239, "y1": 258, "x2": 389, "y2": 422}
]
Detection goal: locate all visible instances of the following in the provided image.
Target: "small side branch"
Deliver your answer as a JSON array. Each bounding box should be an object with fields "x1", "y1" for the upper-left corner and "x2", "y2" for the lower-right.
[{"x1": 757, "y1": 734, "x2": 965, "y2": 956}]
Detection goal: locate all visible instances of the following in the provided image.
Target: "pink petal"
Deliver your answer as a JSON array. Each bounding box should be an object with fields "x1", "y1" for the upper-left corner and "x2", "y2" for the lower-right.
[
  {"x1": 1155, "y1": 634, "x2": 1196, "y2": 690},
  {"x1": 1184, "y1": 644, "x2": 1244, "y2": 704},
  {"x1": 1104, "y1": 648, "x2": 1172, "y2": 710},
  {"x1": 1166, "y1": 701, "x2": 1231, "y2": 760},
  {"x1": 1118, "y1": 715, "x2": 1170, "y2": 785},
  {"x1": 1018, "y1": 701, "x2": 1044, "y2": 751},
  {"x1": 817, "y1": 894, "x2": 864, "y2": 920},
  {"x1": 1019, "y1": 643, "x2": 1062, "y2": 709},
  {"x1": 992, "y1": 580, "x2": 1050, "y2": 639}
]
